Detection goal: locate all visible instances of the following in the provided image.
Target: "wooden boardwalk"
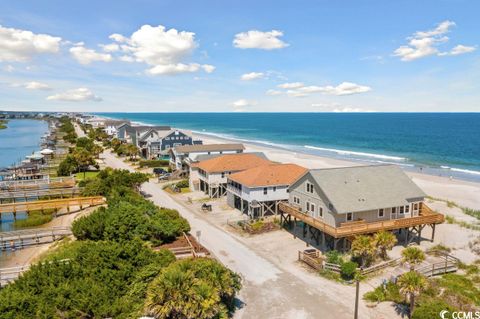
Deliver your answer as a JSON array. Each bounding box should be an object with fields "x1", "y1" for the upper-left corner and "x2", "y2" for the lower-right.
[
  {"x1": 0, "y1": 196, "x2": 105, "y2": 215},
  {"x1": 0, "y1": 227, "x2": 72, "y2": 251},
  {"x1": 0, "y1": 187, "x2": 82, "y2": 203},
  {"x1": 0, "y1": 177, "x2": 75, "y2": 192}
]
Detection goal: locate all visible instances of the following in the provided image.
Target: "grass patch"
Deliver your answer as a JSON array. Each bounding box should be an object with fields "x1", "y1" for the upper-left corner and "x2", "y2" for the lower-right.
[
  {"x1": 444, "y1": 215, "x2": 480, "y2": 231},
  {"x1": 429, "y1": 196, "x2": 480, "y2": 221},
  {"x1": 13, "y1": 209, "x2": 56, "y2": 228},
  {"x1": 319, "y1": 269, "x2": 342, "y2": 282},
  {"x1": 364, "y1": 282, "x2": 404, "y2": 303},
  {"x1": 138, "y1": 159, "x2": 170, "y2": 168},
  {"x1": 74, "y1": 171, "x2": 99, "y2": 181}
]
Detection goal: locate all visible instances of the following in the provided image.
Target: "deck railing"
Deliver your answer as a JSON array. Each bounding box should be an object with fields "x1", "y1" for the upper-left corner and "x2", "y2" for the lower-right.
[
  {"x1": 279, "y1": 202, "x2": 444, "y2": 238},
  {"x1": 0, "y1": 196, "x2": 105, "y2": 214}
]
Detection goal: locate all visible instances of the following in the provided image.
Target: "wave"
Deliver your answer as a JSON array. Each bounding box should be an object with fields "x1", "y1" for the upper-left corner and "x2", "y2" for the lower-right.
[
  {"x1": 440, "y1": 166, "x2": 480, "y2": 176},
  {"x1": 304, "y1": 145, "x2": 406, "y2": 161}
]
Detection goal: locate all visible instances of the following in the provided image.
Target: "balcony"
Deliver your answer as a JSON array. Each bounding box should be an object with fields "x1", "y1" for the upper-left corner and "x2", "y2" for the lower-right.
[{"x1": 278, "y1": 202, "x2": 444, "y2": 238}]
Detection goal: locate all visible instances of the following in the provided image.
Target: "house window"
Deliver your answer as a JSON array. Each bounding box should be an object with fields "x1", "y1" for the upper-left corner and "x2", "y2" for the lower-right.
[
  {"x1": 346, "y1": 212, "x2": 353, "y2": 222},
  {"x1": 405, "y1": 205, "x2": 410, "y2": 213},
  {"x1": 392, "y1": 207, "x2": 396, "y2": 214},
  {"x1": 399, "y1": 206, "x2": 404, "y2": 214},
  {"x1": 293, "y1": 196, "x2": 300, "y2": 204},
  {"x1": 414, "y1": 203, "x2": 418, "y2": 210},
  {"x1": 221, "y1": 172, "x2": 225, "y2": 178},
  {"x1": 310, "y1": 203, "x2": 315, "y2": 213},
  {"x1": 378, "y1": 209, "x2": 384, "y2": 218},
  {"x1": 319, "y1": 207, "x2": 323, "y2": 217},
  {"x1": 263, "y1": 187, "x2": 268, "y2": 195},
  {"x1": 305, "y1": 182, "x2": 314, "y2": 193},
  {"x1": 273, "y1": 186, "x2": 277, "y2": 192},
  {"x1": 306, "y1": 202, "x2": 310, "y2": 211}
]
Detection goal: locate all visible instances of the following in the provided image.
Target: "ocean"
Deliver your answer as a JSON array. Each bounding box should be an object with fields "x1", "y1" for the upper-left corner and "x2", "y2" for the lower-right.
[
  {"x1": 0, "y1": 119, "x2": 49, "y2": 169},
  {"x1": 96, "y1": 112, "x2": 480, "y2": 182}
]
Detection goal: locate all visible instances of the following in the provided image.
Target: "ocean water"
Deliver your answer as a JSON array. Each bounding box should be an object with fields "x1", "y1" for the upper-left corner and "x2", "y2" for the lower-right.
[
  {"x1": 0, "y1": 119, "x2": 49, "y2": 169},
  {"x1": 96, "y1": 113, "x2": 480, "y2": 182}
]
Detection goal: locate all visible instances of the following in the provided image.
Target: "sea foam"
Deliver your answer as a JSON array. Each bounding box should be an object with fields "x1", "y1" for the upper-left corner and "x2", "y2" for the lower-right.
[{"x1": 304, "y1": 145, "x2": 406, "y2": 161}]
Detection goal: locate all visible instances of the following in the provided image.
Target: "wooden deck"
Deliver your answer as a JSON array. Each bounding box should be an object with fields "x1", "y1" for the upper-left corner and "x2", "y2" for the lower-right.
[
  {"x1": 0, "y1": 187, "x2": 82, "y2": 202},
  {"x1": 279, "y1": 202, "x2": 444, "y2": 238},
  {"x1": 0, "y1": 177, "x2": 75, "y2": 192},
  {"x1": 0, "y1": 196, "x2": 105, "y2": 214}
]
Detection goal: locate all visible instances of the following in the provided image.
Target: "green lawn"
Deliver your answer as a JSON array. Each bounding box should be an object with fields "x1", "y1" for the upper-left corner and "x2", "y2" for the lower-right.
[{"x1": 74, "y1": 171, "x2": 99, "y2": 181}]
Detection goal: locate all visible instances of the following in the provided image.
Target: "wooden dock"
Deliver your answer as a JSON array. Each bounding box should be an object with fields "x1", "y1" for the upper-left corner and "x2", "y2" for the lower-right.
[
  {"x1": 0, "y1": 226, "x2": 72, "y2": 251},
  {"x1": 0, "y1": 196, "x2": 105, "y2": 215},
  {"x1": 0, "y1": 177, "x2": 75, "y2": 192},
  {"x1": 0, "y1": 187, "x2": 82, "y2": 203}
]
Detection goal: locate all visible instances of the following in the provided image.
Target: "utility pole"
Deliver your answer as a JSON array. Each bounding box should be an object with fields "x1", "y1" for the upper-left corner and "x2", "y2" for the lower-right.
[{"x1": 354, "y1": 275, "x2": 360, "y2": 319}]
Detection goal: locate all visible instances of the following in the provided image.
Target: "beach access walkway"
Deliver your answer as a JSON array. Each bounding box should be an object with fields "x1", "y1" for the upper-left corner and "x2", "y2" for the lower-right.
[
  {"x1": 0, "y1": 196, "x2": 105, "y2": 216},
  {"x1": 0, "y1": 226, "x2": 71, "y2": 251}
]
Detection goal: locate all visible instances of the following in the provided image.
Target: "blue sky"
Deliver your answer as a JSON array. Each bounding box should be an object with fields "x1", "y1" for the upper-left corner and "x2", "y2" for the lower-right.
[{"x1": 0, "y1": 0, "x2": 479, "y2": 112}]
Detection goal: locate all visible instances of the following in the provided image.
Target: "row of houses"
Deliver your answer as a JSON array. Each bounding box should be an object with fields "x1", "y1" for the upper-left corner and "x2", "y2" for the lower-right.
[
  {"x1": 76, "y1": 117, "x2": 202, "y2": 159},
  {"x1": 169, "y1": 145, "x2": 444, "y2": 250}
]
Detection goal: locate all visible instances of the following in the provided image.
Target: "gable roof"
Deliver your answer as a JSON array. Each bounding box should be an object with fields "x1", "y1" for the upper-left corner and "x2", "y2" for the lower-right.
[
  {"x1": 138, "y1": 128, "x2": 192, "y2": 142},
  {"x1": 306, "y1": 165, "x2": 426, "y2": 214},
  {"x1": 195, "y1": 153, "x2": 271, "y2": 173},
  {"x1": 104, "y1": 120, "x2": 130, "y2": 127},
  {"x1": 173, "y1": 143, "x2": 245, "y2": 154},
  {"x1": 229, "y1": 163, "x2": 307, "y2": 187}
]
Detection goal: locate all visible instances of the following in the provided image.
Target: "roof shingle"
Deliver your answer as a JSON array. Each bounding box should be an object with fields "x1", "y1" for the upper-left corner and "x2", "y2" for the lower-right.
[
  {"x1": 195, "y1": 153, "x2": 271, "y2": 173},
  {"x1": 229, "y1": 163, "x2": 307, "y2": 187}
]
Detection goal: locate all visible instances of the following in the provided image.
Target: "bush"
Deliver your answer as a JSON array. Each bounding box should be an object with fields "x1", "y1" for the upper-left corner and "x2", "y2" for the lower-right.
[
  {"x1": 412, "y1": 300, "x2": 455, "y2": 319},
  {"x1": 57, "y1": 155, "x2": 78, "y2": 176},
  {"x1": 363, "y1": 282, "x2": 403, "y2": 303},
  {"x1": 340, "y1": 261, "x2": 358, "y2": 280},
  {"x1": 139, "y1": 159, "x2": 170, "y2": 168},
  {"x1": 325, "y1": 250, "x2": 343, "y2": 265},
  {"x1": 175, "y1": 179, "x2": 189, "y2": 189}
]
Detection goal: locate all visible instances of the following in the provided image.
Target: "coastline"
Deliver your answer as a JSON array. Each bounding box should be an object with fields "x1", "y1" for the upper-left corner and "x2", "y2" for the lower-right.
[
  {"x1": 194, "y1": 131, "x2": 480, "y2": 210},
  {"x1": 94, "y1": 113, "x2": 480, "y2": 208}
]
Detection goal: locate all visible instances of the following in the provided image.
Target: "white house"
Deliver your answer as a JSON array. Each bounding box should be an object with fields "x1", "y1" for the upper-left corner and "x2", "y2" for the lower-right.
[{"x1": 226, "y1": 163, "x2": 307, "y2": 218}]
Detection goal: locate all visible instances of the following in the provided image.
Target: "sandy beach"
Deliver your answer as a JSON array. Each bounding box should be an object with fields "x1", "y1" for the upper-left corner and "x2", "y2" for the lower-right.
[{"x1": 194, "y1": 132, "x2": 480, "y2": 210}]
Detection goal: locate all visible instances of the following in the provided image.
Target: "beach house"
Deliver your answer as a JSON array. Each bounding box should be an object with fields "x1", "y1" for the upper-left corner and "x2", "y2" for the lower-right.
[
  {"x1": 226, "y1": 163, "x2": 307, "y2": 218},
  {"x1": 170, "y1": 143, "x2": 245, "y2": 172},
  {"x1": 279, "y1": 165, "x2": 444, "y2": 250},
  {"x1": 138, "y1": 128, "x2": 200, "y2": 159},
  {"x1": 103, "y1": 120, "x2": 130, "y2": 136},
  {"x1": 192, "y1": 153, "x2": 271, "y2": 197},
  {"x1": 116, "y1": 123, "x2": 171, "y2": 146}
]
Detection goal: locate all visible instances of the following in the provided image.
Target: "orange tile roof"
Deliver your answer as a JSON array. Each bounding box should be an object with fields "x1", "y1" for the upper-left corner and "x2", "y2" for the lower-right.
[
  {"x1": 195, "y1": 153, "x2": 272, "y2": 173},
  {"x1": 228, "y1": 163, "x2": 308, "y2": 187}
]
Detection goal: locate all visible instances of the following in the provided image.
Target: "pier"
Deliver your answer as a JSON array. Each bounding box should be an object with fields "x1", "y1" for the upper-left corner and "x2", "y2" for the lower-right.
[
  {"x1": 0, "y1": 177, "x2": 75, "y2": 192},
  {"x1": 0, "y1": 187, "x2": 82, "y2": 204},
  {"x1": 0, "y1": 226, "x2": 72, "y2": 251},
  {"x1": 0, "y1": 196, "x2": 105, "y2": 220}
]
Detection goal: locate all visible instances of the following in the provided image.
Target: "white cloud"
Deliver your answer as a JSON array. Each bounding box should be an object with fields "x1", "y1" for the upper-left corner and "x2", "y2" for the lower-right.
[
  {"x1": 274, "y1": 81, "x2": 371, "y2": 97},
  {"x1": 99, "y1": 43, "x2": 120, "y2": 52},
  {"x1": 266, "y1": 89, "x2": 282, "y2": 96},
  {"x1": 12, "y1": 81, "x2": 52, "y2": 90},
  {"x1": 70, "y1": 45, "x2": 112, "y2": 65},
  {"x1": 109, "y1": 24, "x2": 214, "y2": 75},
  {"x1": 241, "y1": 72, "x2": 264, "y2": 81},
  {"x1": 311, "y1": 103, "x2": 375, "y2": 113},
  {"x1": 278, "y1": 82, "x2": 304, "y2": 89},
  {"x1": 47, "y1": 88, "x2": 102, "y2": 102},
  {"x1": 0, "y1": 25, "x2": 61, "y2": 62},
  {"x1": 438, "y1": 44, "x2": 476, "y2": 56},
  {"x1": 3, "y1": 65, "x2": 15, "y2": 72},
  {"x1": 147, "y1": 63, "x2": 215, "y2": 75},
  {"x1": 394, "y1": 20, "x2": 475, "y2": 61},
  {"x1": 233, "y1": 30, "x2": 288, "y2": 50},
  {"x1": 232, "y1": 99, "x2": 257, "y2": 111}
]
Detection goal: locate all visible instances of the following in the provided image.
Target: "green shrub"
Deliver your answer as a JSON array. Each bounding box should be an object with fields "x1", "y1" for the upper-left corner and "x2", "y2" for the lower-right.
[
  {"x1": 13, "y1": 211, "x2": 54, "y2": 228},
  {"x1": 138, "y1": 159, "x2": 170, "y2": 168},
  {"x1": 412, "y1": 300, "x2": 456, "y2": 319},
  {"x1": 175, "y1": 179, "x2": 189, "y2": 189},
  {"x1": 340, "y1": 261, "x2": 358, "y2": 280},
  {"x1": 325, "y1": 250, "x2": 343, "y2": 265},
  {"x1": 363, "y1": 282, "x2": 403, "y2": 303}
]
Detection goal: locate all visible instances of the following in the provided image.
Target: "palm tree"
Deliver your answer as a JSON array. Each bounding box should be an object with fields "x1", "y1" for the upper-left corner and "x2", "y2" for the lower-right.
[
  {"x1": 397, "y1": 271, "x2": 428, "y2": 318},
  {"x1": 351, "y1": 235, "x2": 376, "y2": 267},
  {"x1": 126, "y1": 144, "x2": 139, "y2": 161},
  {"x1": 374, "y1": 231, "x2": 397, "y2": 260},
  {"x1": 401, "y1": 246, "x2": 425, "y2": 270}
]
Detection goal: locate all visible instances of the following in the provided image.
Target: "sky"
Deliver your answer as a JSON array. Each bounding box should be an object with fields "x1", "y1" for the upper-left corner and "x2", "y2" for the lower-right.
[{"x1": 0, "y1": 0, "x2": 479, "y2": 112}]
